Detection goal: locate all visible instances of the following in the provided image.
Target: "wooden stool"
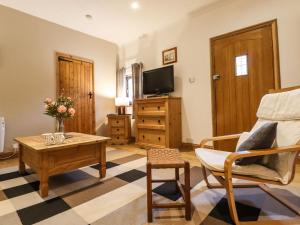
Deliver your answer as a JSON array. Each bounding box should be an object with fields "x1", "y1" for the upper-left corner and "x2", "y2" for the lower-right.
[{"x1": 147, "y1": 148, "x2": 191, "y2": 222}]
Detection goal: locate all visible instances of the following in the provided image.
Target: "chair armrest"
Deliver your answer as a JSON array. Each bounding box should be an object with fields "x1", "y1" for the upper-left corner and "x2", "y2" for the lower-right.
[
  {"x1": 224, "y1": 145, "x2": 300, "y2": 175},
  {"x1": 199, "y1": 134, "x2": 241, "y2": 148}
]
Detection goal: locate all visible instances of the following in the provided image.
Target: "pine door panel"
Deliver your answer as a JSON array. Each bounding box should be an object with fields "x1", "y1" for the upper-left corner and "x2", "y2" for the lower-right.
[
  {"x1": 57, "y1": 55, "x2": 95, "y2": 134},
  {"x1": 211, "y1": 21, "x2": 280, "y2": 151}
]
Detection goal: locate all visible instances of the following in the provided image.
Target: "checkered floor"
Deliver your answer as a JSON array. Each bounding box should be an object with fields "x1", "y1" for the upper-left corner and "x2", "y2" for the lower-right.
[{"x1": 0, "y1": 147, "x2": 300, "y2": 225}]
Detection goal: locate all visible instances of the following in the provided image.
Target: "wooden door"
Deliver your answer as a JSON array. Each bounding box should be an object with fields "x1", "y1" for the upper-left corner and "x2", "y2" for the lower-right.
[
  {"x1": 57, "y1": 53, "x2": 95, "y2": 134},
  {"x1": 211, "y1": 20, "x2": 280, "y2": 150}
]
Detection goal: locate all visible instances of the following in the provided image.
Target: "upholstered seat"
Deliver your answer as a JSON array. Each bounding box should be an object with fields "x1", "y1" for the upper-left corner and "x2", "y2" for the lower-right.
[{"x1": 195, "y1": 148, "x2": 282, "y2": 182}]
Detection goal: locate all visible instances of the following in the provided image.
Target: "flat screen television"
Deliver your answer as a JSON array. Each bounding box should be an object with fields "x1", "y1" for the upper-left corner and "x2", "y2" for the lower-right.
[{"x1": 143, "y1": 65, "x2": 174, "y2": 95}]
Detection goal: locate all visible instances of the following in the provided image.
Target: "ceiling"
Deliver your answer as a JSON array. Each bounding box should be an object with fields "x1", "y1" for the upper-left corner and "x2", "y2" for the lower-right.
[{"x1": 0, "y1": 0, "x2": 221, "y2": 45}]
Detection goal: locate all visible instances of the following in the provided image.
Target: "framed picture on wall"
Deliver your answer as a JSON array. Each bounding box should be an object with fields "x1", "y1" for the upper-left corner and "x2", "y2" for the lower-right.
[{"x1": 162, "y1": 47, "x2": 177, "y2": 65}]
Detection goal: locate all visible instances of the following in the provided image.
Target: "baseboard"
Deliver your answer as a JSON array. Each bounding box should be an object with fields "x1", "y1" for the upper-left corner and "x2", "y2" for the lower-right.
[
  {"x1": 129, "y1": 137, "x2": 136, "y2": 143},
  {"x1": 128, "y1": 139, "x2": 208, "y2": 151},
  {"x1": 181, "y1": 142, "x2": 214, "y2": 151},
  {"x1": 0, "y1": 151, "x2": 18, "y2": 159},
  {"x1": 180, "y1": 142, "x2": 194, "y2": 151}
]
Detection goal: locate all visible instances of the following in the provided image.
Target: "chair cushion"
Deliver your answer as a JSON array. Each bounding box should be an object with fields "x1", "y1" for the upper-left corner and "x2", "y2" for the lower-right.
[
  {"x1": 236, "y1": 132, "x2": 251, "y2": 150},
  {"x1": 235, "y1": 122, "x2": 277, "y2": 165},
  {"x1": 195, "y1": 148, "x2": 286, "y2": 184},
  {"x1": 257, "y1": 88, "x2": 300, "y2": 121},
  {"x1": 255, "y1": 89, "x2": 300, "y2": 184},
  {"x1": 251, "y1": 119, "x2": 300, "y2": 183},
  {"x1": 252, "y1": 119, "x2": 300, "y2": 147}
]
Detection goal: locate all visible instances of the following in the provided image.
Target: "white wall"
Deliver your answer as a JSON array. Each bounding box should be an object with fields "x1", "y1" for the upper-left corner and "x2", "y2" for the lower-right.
[
  {"x1": 0, "y1": 5, "x2": 118, "y2": 151},
  {"x1": 120, "y1": 0, "x2": 300, "y2": 144}
]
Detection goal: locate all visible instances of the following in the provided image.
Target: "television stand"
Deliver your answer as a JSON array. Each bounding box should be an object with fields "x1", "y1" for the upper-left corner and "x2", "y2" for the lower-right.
[{"x1": 147, "y1": 93, "x2": 170, "y2": 98}]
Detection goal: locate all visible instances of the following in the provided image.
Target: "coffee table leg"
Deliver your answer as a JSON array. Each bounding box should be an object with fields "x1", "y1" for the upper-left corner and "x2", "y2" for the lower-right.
[
  {"x1": 39, "y1": 172, "x2": 49, "y2": 197},
  {"x1": 39, "y1": 153, "x2": 49, "y2": 197},
  {"x1": 18, "y1": 145, "x2": 26, "y2": 175},
  {"x1": 99, "y1": 142, "x2": 106, "y2": 178}
]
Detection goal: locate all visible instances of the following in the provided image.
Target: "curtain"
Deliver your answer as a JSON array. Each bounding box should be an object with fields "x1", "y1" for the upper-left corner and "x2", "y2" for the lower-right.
[
  {"x1": 116, "y1": 67, "x2": 126, "y2": 97},
  {"x1": 132, "y1": 62, "x2": 143, "y2": 99},
  {"x1": 132, "y1": 62, "x2": 143, "y2": 117}
]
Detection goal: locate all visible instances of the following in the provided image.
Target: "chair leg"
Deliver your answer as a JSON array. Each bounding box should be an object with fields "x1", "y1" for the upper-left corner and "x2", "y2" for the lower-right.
[
  {"x1": 201, "y1": 166, "x2": 213, "y2": 188},
  {"x1": 147, "y1": 162, "x2": 153, "y2": 223},
  {"x1": 184, "y1": 162, "x2": 191, "y2": 221},
  {"x1": 224, "y1": 175, "x2": 240, "y2": 225}
]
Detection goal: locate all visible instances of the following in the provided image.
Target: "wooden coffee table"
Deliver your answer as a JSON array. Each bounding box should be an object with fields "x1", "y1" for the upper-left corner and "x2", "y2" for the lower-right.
[{"x1": 14, "y1": 132, "x2": 110, "y2": 197}]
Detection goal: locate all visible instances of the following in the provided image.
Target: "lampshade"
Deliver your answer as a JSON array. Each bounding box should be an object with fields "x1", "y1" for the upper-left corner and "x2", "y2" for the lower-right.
[{"x1": 115, "y1": 97, "x2": 130, "y2": 106}]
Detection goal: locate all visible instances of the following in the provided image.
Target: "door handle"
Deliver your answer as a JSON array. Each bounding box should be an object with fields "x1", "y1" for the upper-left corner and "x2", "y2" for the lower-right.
[
  {"x1": 88, "y1": 91, "x2": 93, "y2": 99},
  {"x1": 212, "y1": 74, "x2": 221, "y2": 80}
]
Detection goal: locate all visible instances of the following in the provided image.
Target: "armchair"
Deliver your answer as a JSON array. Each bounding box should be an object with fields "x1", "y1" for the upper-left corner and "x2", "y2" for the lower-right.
[{"x1": 196, "y1": 87, "x2": 300, "y2": 224}]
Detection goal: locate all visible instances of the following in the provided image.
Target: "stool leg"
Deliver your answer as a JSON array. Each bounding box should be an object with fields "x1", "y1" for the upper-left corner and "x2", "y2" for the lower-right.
[
  {"x1": 147, "y1": 162, "x2": 153, "y2": 222},
  {"x1": 175, "y1": 168, "x2": 180, "y2": 192},
  {"x1": 175, "y1": 168, "x2": 179, "y2": 180},
  {"x1": 184, "y1": 161, "x2": 191, "y2": 221}
]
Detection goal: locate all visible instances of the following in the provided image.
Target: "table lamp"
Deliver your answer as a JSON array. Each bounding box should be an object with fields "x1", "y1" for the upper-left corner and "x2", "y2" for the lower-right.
[{"x1": 115, "y1": 97, "x2": 130, "y2": 115}]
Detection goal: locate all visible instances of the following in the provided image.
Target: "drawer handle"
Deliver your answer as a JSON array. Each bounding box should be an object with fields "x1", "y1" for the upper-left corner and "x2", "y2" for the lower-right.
[
  {"x1": 142, "y1": 135, "x2": 145, "y2": 139},
  {"x1": 157, "y1": 106, "x2": 160, "y2": 110},
  {"x1": 158, "y1": 120, "x2": 161, "y2": 124},
  {"x1": 158, "y1": 137, "x2": 161, "y2": 141},
  {"x1": 116, "y1": 120, "x2": 119, "y2": 124},
  {"x1": 142, "y1": 106, "x2": 145, "y2": 110},
  {"x1": 117, "y1": 136, "x2": 119, "y2": 140},
  {"x1": 142, "y1": 119, "x2": 145, "y2": 123},
  {"x1": 117, "y1": 128, "x2": 119, "y2": 131}
]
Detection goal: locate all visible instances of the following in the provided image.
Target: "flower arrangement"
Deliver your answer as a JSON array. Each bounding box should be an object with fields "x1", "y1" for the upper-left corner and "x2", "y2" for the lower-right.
[{"x1": 44, "y1": 96, "x2": 75, "y2": 132}]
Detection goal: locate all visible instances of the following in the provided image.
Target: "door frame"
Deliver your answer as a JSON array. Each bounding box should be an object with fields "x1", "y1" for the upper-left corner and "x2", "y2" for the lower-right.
[
  {"x1": 55, "y1": 52, "x2": 96, "y2": 134},
  {"x1": 210, "y1": 19, "x2": 281, "y2": 137}
]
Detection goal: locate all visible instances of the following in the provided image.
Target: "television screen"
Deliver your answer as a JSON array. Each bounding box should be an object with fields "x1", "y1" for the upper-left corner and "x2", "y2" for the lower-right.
[{"x1": 143, "y1": 65, "x2": 174, "y2": 95}]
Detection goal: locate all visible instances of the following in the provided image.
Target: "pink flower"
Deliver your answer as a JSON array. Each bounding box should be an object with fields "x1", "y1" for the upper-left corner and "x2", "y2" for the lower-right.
[
  {"x1": 57, "y1": 105, "x2": 67, "y2": 113},
  {"x1": 44, "y1": 104, "x2": 49, "y2": 110},
  {"x1": 68, "y1": 107, "x2": 76, "y2": 116},
  {"x1": 44, "y1": 98, "x2": 52, "y2": 104},
  {"x1": 51, "y1": 101, "x2": 56, "y2": 106}
]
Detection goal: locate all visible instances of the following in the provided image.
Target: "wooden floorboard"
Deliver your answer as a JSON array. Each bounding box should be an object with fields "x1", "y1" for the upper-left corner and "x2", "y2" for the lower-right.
[
  {"x1": 0, "y1": 143, "x2": 298, "y2": 170},
  {"x1": 113, "y1": 144, "x2": 201, "y2": 166},
  {"x1": 0, "y1": 157, "x2": 18, "y2": 169}
]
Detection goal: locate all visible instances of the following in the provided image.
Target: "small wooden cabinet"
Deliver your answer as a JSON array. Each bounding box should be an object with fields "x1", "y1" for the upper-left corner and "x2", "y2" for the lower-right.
[
  {"x1": 134, "y1": 96, "x2": 182, "y2": 149},
  {"x1": 107, "y1": 114, "x2": 131, "y2": 145}
]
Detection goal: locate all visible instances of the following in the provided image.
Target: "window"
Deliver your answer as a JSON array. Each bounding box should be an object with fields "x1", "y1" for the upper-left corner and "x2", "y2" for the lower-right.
[
  {"x1": 126, "y1": 76, "x2": 133, "y2": 101},
  {"x1": 235, "y1": 55, "x2": 248, "y2": 76},
  {"x1": 123, "y1": 59, "x2": 136, "y2": 104},
  {"x1": 124, "y1": 63, "x2": 133, "y2": 104}
]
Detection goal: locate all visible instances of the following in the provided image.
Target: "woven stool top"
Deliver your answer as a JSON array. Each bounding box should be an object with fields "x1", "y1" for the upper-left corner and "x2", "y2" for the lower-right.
[{"x1": 147, "y1": 148, "x2": 184, "y2": 168}]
